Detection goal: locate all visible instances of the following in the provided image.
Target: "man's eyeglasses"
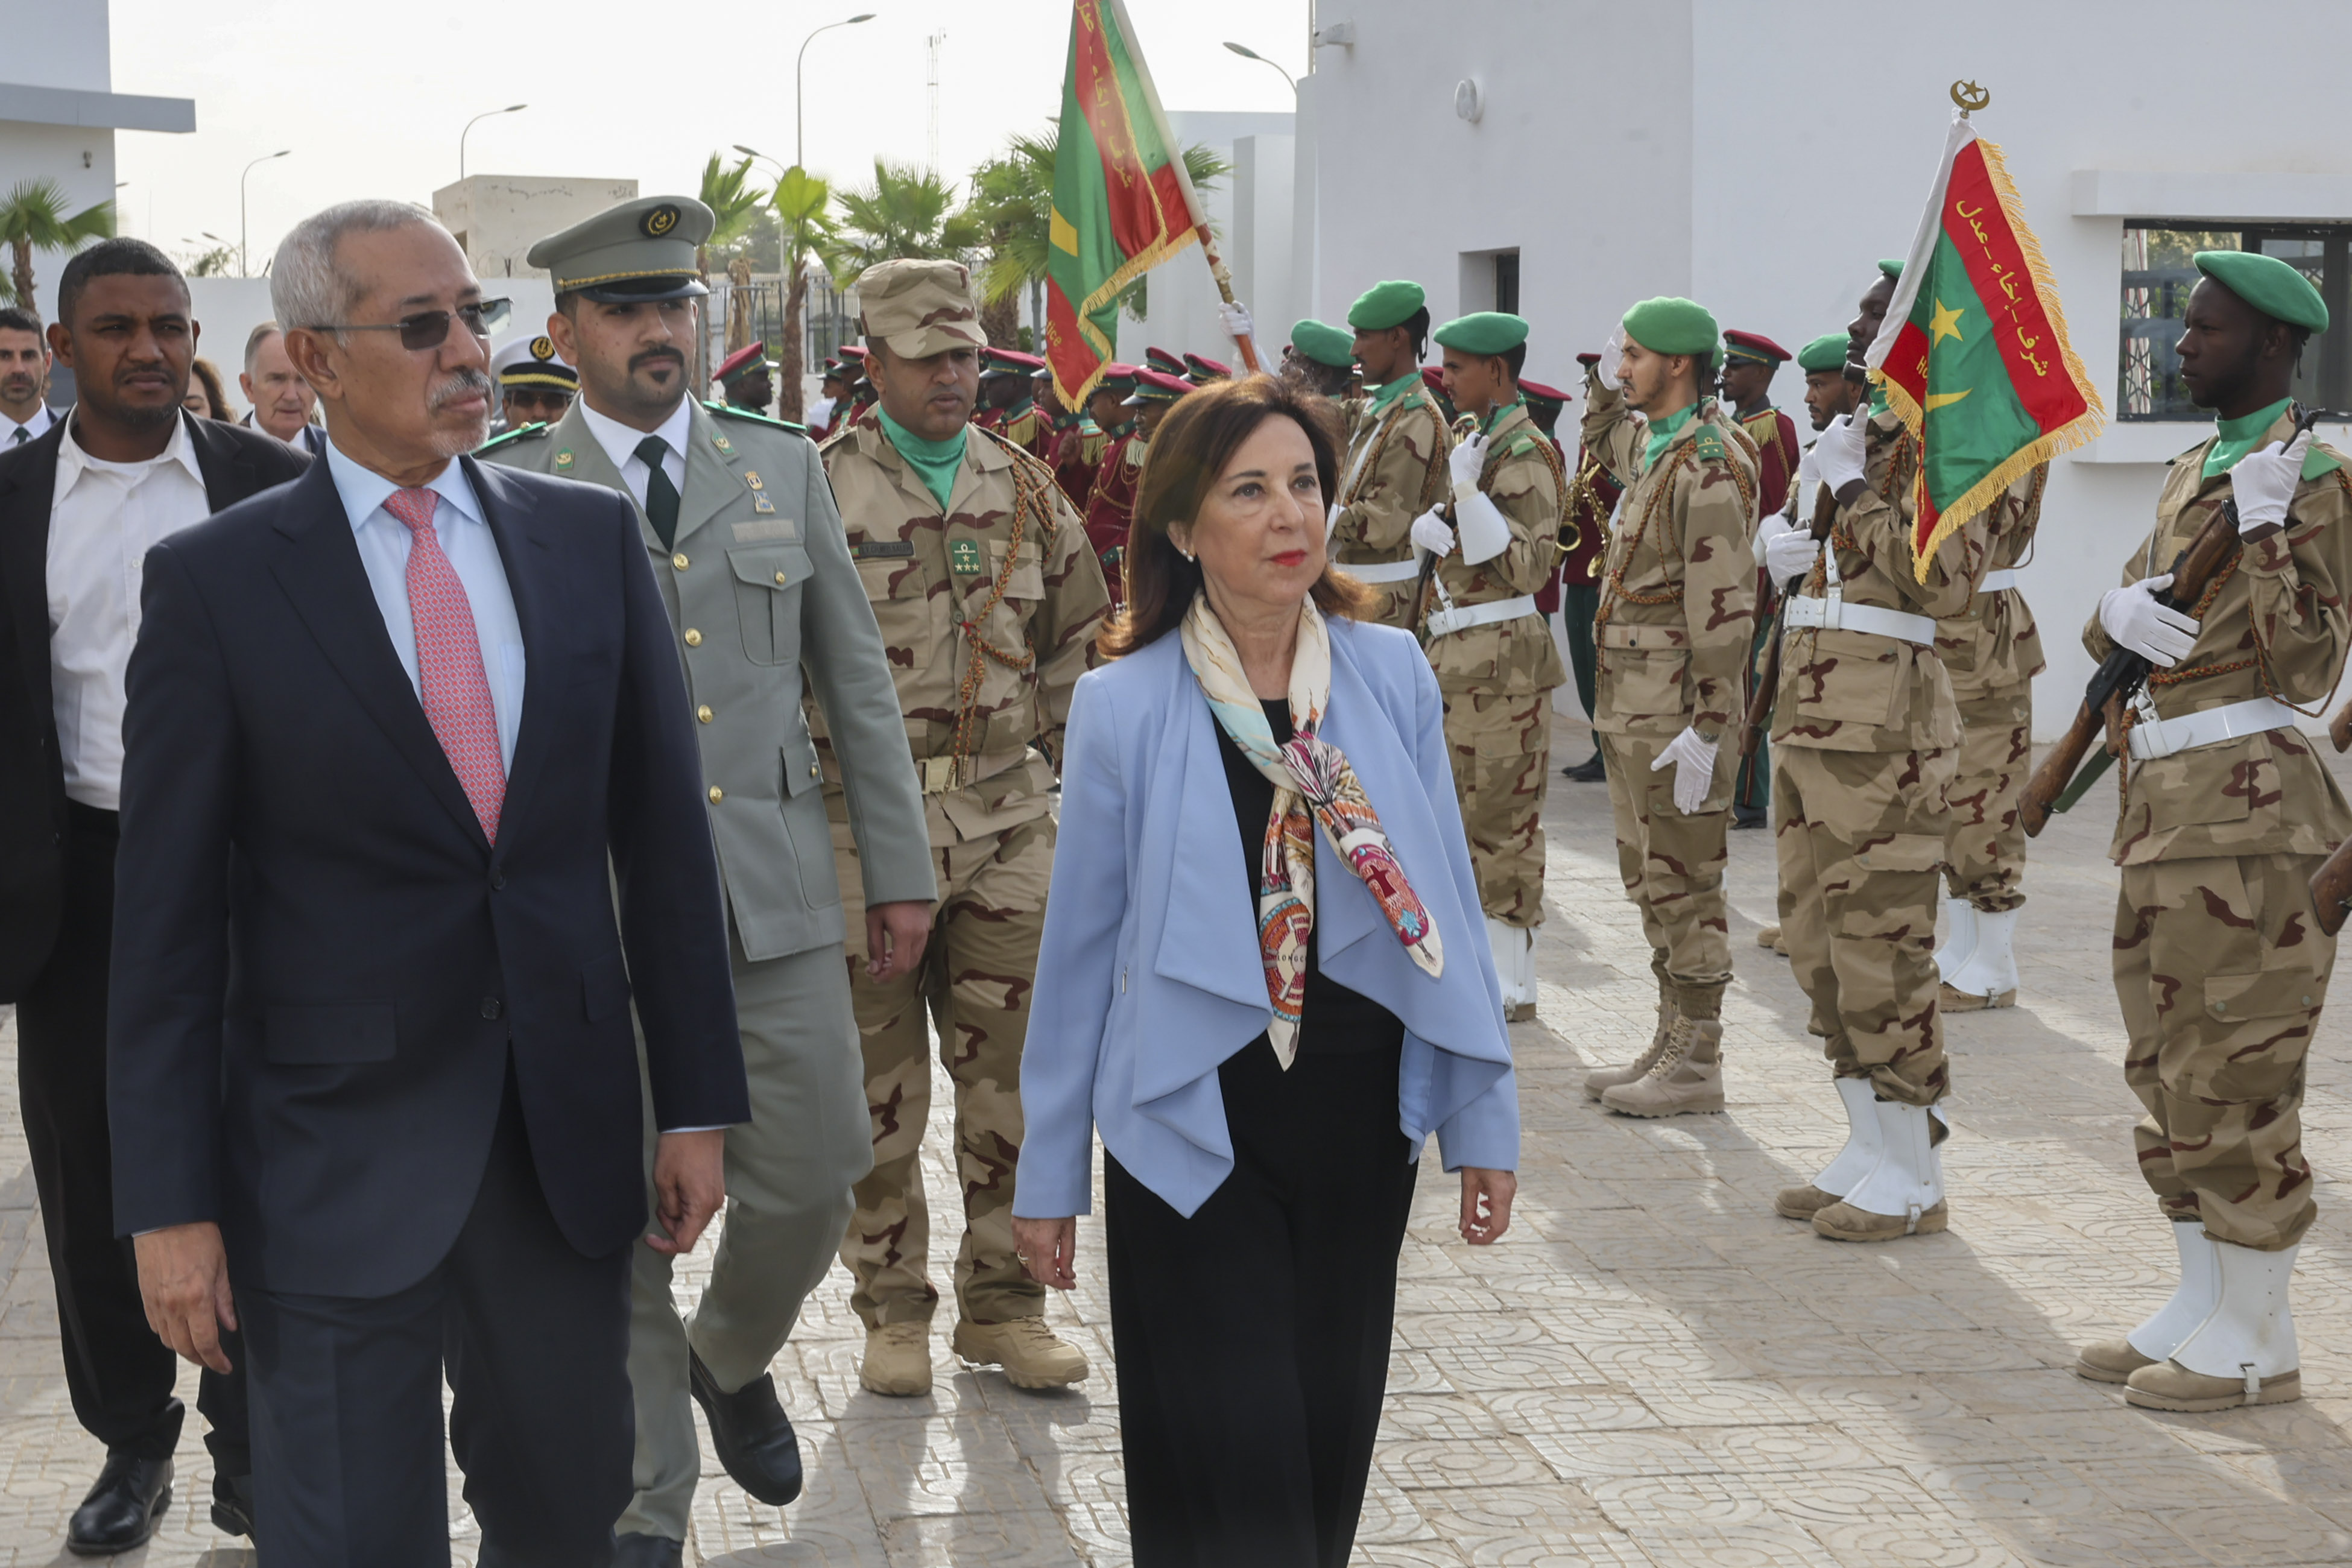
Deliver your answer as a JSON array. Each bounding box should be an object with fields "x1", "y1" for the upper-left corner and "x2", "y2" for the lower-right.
[{"x1": 312, "y1": 299, "x2": 511, "y2": 352}]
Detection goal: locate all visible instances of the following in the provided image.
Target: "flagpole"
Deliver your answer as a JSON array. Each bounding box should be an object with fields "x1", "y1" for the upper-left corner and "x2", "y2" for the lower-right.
[{"x1": 1102, "y1": 0, "x2": 1265, "y2": 373}]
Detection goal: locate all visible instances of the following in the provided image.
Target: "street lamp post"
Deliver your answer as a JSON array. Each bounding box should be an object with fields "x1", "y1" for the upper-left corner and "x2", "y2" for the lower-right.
[
  {"x1": 460, "y1": 103, "x2": 528, "y2": 182},
  {"x1": 240, "y1": 150, "x2": 289, "y2": 277},
  {"x1": 797, "y1": 14, "x2": 876, "y2": 170},
  {"x1": 1222, "y1": 41, "x2": 1300, "y2": 101},
  {"x1": 732, "y1": 145, "x2": 786, "y2": 181}
]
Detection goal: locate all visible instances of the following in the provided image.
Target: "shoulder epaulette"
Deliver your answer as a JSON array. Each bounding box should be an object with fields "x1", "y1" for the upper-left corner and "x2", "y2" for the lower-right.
[
  {"x1": 704, "y1": 400, "x2": 807, "y2": 435},
  {"x1": 1691, "y1": 426, "x2": 1727, "y2": 463},
  {"x1": 477, "y1": 422, "x2": 548, "y2": 453},
  {"x1": 2304, "y1": 441, "x2": 2345, "y2": 479}
]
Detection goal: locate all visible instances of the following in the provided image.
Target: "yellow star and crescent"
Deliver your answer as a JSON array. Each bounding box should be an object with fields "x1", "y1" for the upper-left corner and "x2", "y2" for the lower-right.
[{"x1": 1921, "y1": 299, "x2": 1973, "y2": 411}]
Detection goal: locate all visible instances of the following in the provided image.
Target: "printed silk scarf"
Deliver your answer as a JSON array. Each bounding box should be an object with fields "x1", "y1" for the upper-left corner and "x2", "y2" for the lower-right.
[{"x1": 1180, "y1": 596, "x2": 1444, "y2": 1066}]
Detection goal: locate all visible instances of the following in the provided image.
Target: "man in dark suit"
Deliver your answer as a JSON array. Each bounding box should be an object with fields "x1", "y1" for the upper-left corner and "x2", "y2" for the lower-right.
[
  {"x1": 109, "y1": 200, "x2": 747, "y2": 1566},
  {"x1": 0, "y1": 238, "x2": 306, "y2": 1552}
]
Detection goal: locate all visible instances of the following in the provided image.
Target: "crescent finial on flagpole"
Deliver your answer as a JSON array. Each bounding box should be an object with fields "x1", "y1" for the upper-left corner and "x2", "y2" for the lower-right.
[{"x1": 1950, "y1": 80, "x2": 1991, "y2": 115}]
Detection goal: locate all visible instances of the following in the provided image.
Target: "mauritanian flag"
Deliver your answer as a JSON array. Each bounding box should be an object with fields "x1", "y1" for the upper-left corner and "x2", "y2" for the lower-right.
[
  {"x1": 1867, "y1": 111, "x2": 2105, "y2": 580},
  {"x1": 1045, "y1": 0, "x2": 1210, "y2": 409}
]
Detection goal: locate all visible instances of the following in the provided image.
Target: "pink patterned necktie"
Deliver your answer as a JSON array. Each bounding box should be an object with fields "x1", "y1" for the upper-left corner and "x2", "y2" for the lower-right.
[{"x1": 384, "y1": 487, "x2": 505, "y2": 843}]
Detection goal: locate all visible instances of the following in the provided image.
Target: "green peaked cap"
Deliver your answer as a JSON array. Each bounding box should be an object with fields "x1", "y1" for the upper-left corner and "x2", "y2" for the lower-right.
[
  {"x1": 2195, "y1": 251, "x2": 2330, "y2": 332},
  {"x1": 1620, "y1": 297, "x2": 1718, "y2": 357},
  {"x1": 1347, "y1": 280, "x2": 1426, "y2": 332},
  {"x1": 1877, "y1": 258, "x2": 1905, "y2": 279},
  {"x1": 1289, "y1": 318, "x2": 1355, "y2": 368},
  {"x1": 1797, "y1": 332, "x2": 1850, "y2": 373},
  {"x1": 1433, "y1": 311, "x2": 1529, "y2": 356}
]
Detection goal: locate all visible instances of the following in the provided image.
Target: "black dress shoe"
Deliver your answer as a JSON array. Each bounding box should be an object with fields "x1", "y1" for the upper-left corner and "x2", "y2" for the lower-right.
[
  {"x1": 66, "y1": 1452, "x2": 172, "y2": 1556},
  {"x1": 210, "y1": 1470, "x2": 257, "y2": 1538},
  {"x1": 615, "y1": 1533, "x2": 686, "y2": 1568},
  {"x1": 689, "y1": 1347, "x2": 804, "y2": 1505},
  {"x1": 1561, "y1": 752, "x2": 1607, "y2": 782},
  {"x1": 1731, "y1": 805, "x2": 1768, "y2": 830}
]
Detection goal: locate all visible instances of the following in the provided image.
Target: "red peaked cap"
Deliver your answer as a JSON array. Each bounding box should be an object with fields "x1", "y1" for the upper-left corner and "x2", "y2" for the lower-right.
[
  {"x1": 1721, "y1": 330, "x2": 1793, "y2": 364},
  {"x1": 713, "y1": 340, "x2": 770, "y2": 382}
]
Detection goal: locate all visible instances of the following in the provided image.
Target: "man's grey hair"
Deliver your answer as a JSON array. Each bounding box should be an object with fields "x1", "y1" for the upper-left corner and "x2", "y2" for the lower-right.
[
  {"x1": 242, "y1": 320, "x2": 282, "y2": 372},
  {"x1": 270, "y1": 200, "x2": 439, "y2": 341}
]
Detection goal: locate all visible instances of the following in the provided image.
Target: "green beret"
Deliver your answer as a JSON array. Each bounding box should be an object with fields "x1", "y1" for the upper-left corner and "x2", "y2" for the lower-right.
[
  {"x1": 2195, "y1": 250, "x2": 2330, "y2": 333},
  {"x1": 1620, "y1": 297, "x2": 1718, "y2": 358},
  {"x1": 1347, "y1": 280, "x2": 1426, "y2": 333},
  {"x1": 1797, "y1": 332, "x2": 1850, "y2": 373},
  {"x1": 1877, "y1": 258, "x2": 1905, "y2": 280},
  {"x1": 1289, "y1": 319, "x2": 1354, "y2": 369},
  {"x1": 1432, "y1": 311, "x2": 1529, "y2": 357}
]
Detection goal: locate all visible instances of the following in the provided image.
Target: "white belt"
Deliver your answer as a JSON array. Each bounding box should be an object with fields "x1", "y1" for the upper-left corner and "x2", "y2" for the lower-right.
[
  {"x1": 1782, "y1": 595, "x2": 1936, "y2": 645},
  {"x1": 2126, "y1": 697, "x2": 2300, "y2": 763},
  {"x1": 1341, "y1": 557, "x2": 1423, "y2": 584},
  {"x1": 1978, "y1": 568, "x2": 2024, "y2": 594},
  {"x1": 1425, "y1": 595, "x2": 1540, "y2": 639}
]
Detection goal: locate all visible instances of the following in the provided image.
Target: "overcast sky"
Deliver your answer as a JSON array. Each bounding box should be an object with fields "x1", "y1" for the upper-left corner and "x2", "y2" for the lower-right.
[{"x1": 107, "y1": 0, "x2": 1310, "y2": 266}]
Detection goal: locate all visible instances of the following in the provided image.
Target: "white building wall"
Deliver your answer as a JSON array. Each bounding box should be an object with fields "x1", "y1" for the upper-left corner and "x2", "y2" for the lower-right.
[
  {"x1": 1116, "y1": 111, "x2": 1294, "y2": 374},
  {"x1": 1310, "y1": 0, "x2": 2352, "y2": 737},
  {"x1": 431, "y1": 175, "x2": 641, "y2": 282}
]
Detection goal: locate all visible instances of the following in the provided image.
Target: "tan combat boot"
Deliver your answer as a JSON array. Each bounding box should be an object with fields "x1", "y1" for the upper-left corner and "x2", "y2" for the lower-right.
[
  {"x1": 952, "y1": 1318, "x2": 1090, "y2": 1389},
  {"x1": 1756, "y1": 924, "x2": 1789, "y2": 956},
  {"x1": 1599, "y1": 1017, "x2": 1724, "y2": 1118},
  {"x1": 859, "y1": 1322, "x2": 934, "y2": 1397},
  {"x1": 2073, "y1": 1340, "x2": 2159, "y2": 1384},
  {"x1": 1582, "y1": 1000, "x2": 1676, "y2": 1101}
]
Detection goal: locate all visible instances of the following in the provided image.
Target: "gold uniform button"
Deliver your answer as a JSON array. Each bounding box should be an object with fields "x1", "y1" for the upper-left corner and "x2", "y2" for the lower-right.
[
  {"x1": 697, "y1": 705, "x2": 713, "y2": 724},
  {"x1": 775, "y1": 571, "x2": 788, "y2": 585},
  {"x1": 683, "y1": 628, "x2": 702, "y2": 646},
  {"x1": 672, "y1": 552, "x2": 689, "y2": 571},
  {"x1": 707, "y1": 786, "x2": 724, "y2": 804},
  {"x1": 808, "y1": 762, "x2": 820, "y2": 779}
]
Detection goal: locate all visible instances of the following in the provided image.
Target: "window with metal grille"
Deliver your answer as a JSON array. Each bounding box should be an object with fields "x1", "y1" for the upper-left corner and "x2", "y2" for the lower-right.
[{"x1": 2120, "y1": 223, "x2": 2351, "y2": 420}]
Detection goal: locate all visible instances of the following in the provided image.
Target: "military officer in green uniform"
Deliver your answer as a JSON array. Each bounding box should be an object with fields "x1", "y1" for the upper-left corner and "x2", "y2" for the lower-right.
[
  {"x1": 481, "y1": 195, "x2": 936, "y2": 1567},
  {"x1": 1335, "y1": 280, "x2": 1453, "y2": 630}
]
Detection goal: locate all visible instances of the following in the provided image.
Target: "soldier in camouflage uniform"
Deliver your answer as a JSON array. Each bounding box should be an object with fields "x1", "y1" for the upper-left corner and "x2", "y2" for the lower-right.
[
  {"x1": 1415, "y1": 311, "x2": 1564, "y2": 1022},
  {"x1": 1765, "y1": 259, "x2": 1992, "y2": 1244},
  {"x1": 1719, "y1": 330, "x2": 1800, "y2": 831},
  {"x1": 820, "y1": 259, "x2": 1111, "y2": 1398},
  {"x1": 1333, "y1": 282, "x2": 1453, "y2": 630},
  {"x1": 1286, "y1": 317, "x2": 1356, "y2": 400},
  {"x1": 2070, "y1": 252, "x2": 2351, "y2": 1414},
  {"x1": 1573, "y1": 299, "x2": 1759, "y2": 1118},
  {"x1": 1932, "y1": 466, "x2": 2046, "y2": 1011}
]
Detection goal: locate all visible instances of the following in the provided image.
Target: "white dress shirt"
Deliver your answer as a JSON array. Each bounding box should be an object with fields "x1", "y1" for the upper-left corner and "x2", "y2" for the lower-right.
[
  {"x1": 577, "y1": 395, "x2": 691, "y2": 512},
  {"x1": 324, "y1": 440, "x2": 526, "y2": 771},
  {"x1": 7, "y1": 402, "x2": 55, "y2": 446},
  {"x1": 48, "y1": 412, "x2": 213, "y2": 810}
]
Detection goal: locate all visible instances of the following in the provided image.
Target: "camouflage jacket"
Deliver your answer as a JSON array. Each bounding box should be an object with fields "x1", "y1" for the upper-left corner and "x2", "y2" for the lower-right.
[
  {"x1": 1935, "y1": 464, "x2": 2047, "y2": 709},
  {"x1": 1581, "y1": 377, "x2": 1760, "y2": 739},
  {"x1": 818, "y1": 408, "x2": 1111, "y2": 846},
  {"x1": 1330, "y1": 380, "x2": 1450, "y2": 569},
  {"x1": 1772, "y1": 408, "x2": 1990, "y2": 754},
  {"x1": 1424, "y1": 399, "x2": 1567, "y2": 697},
  {"x1": 2082, "y1": 409, "x2": 2352, "y2": 867}
]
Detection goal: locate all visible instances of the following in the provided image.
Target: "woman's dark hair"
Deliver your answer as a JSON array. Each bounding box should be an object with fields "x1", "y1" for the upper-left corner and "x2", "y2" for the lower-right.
[
  {"x1": 187, "y1": 356, "x2": 230, "y2": 420},
  {"x1": 1099, "y1": 373, "x2": 1376, "y2": 658}
]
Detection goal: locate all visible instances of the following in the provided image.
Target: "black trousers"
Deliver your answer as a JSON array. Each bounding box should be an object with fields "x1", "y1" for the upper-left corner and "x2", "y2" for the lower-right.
[
  {"x1": 1105, "y1": 1038, "x2": 1416, "y2": 1568},
  {"x1": 14, "y1": 803, "x2": 245, "y2": 1467},
  {"x1": 241, "y1": 1064, "x2": 633, "y2": 1567}
]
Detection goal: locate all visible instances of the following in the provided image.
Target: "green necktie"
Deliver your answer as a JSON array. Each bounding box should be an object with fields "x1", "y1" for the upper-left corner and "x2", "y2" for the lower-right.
[{"x1": 635, "y1": 434, "x2": 681, "y2": 549}]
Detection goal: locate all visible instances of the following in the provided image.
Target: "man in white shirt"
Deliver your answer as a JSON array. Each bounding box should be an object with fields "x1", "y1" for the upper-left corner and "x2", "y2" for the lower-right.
[
  {"x1": 0, "y1": 306, "x2": 55, "y2": 446},
  {"x1": 0, "y1": 239, "x2": 308, "y2": 1552}
]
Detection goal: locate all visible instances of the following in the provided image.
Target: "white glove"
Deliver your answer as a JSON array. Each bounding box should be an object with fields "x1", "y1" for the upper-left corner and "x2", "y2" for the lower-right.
[
  {"x1": 1763, "y1": 520, "x2": 1821, "y2": 584},
  {"x1": 1218, "y1": 300, "x2": 1255, "y2": 343},
  {"x1": 2099, "y1": 574, "x2": 2201, "y2": 668},
  {"x1": 1795, "y1": 441, "x2": 1819, "y2": 494},
  {"x1": 1815, "y1": 411, "x2": 1867, "y2": 494},
  {"x1": 1598, "y1": 327, "x2": 1625, "y2": 390},
  {"x1": 1649, "y1": 726, "x2": 1721, "y2": 815},
  {"x1": 2229, "y1": 429, "x2": 2312, "y2": 534},
  {"x1": 1409, "y1": 508, "x2": 1455, "y2": 557},
  {"x1": 1448, "y1": 430, "x2": 1488, "y2": 498},
  {"x1": 1455, "y1": 490, "x2": 1512, "y2": 565}
]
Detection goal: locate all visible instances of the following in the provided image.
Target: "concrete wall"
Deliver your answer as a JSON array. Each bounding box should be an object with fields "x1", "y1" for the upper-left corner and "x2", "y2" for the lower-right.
[
  {"x1": 1309, "y1": 0, "x2": 2352, "y2": 735},
  {"x1": 431, "y1": 175, "x2": 640, "y2": 282},
  {"x1": 8, "y1": 0, "x2": 112, "y2": 93}
]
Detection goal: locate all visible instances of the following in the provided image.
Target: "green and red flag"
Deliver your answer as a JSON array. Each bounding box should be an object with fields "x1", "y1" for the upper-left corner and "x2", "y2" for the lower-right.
[
  {"x1": 1045, "y1": 0, "x2": 1210, "y2": 411},
  {"x1": 1867, "y1": 110, "x2": 2105, "y2": 580}
]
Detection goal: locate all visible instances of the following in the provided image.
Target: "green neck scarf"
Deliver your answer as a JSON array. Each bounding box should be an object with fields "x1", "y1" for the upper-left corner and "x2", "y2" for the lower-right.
[
  {"x1": 877, "y1": 408, "x2": 969, "y2": 511},
  {"x1": 1642, "y1": 401, "x2": 1698, "y2": 470},
  {"x1": 2204, "y1": 396, "x2": 2294, "y2": 480},
  {"x1": 1365, "y1": 371, "x2": 1421, "y2": 420}
]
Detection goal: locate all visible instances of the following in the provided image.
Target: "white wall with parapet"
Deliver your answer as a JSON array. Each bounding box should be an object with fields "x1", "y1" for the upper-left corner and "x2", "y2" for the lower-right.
[{"x1": 431, "y1": 175, "x2": 641, "y2": 282}]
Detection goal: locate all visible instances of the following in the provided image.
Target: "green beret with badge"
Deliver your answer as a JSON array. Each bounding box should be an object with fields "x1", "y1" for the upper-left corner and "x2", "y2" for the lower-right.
[
  {"x1": 1797, "y1": 332, "x2": 1851, "y2": 373},
  {"x1": 1619, "y1": 297, "x2": 1718, "y2": 357},
  {"x1": 2195, "y1": 250, "x2": 2330, "y2": 332},
  {"x1": 1432, "y1": 311, "x2": 1529, "y2": 357},
  {"x1": 1289, "y1": 319, "x2": 1354, "y2": 369},
  {"x1": 1877, "y1": 258, "x2": 1905, "y2": 280},
  {"x1": 527, "y1": 195, "x2": 715, "y2": 302},
  {"x1": 1347, "y1": 280, "x2": 1426, "y2": 333}
]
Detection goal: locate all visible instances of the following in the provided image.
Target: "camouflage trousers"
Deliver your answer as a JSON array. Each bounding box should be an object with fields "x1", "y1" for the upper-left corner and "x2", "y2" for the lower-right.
[
  {"x1": 1774, "y1": 744, "x2": 1956, "y2": 1107},
  {"x1": 1441, "y1": 687, "x2": 1555, "y2": 929},
  {"x1": 2114, "y1": 852, "x2": 2332, "y2": 1251},
  {"x1": 834, "y1": 812, "x2": 1053, "y2": 1327},
  {"x1": 1596, "y1": 729, "x2": 1736, "y2": 1019},
  {"x1": 1943, "y1": 690, "x2": 2032, "y2": 912}
]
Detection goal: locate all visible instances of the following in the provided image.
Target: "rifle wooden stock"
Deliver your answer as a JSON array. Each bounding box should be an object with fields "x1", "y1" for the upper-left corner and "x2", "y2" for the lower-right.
[
  {"x1": 2330, "y1": 696, "x2": 2352, "y2": 754},
  {"x1": 1739, "y1": 486, "x2": 1835, "y2": 761}
]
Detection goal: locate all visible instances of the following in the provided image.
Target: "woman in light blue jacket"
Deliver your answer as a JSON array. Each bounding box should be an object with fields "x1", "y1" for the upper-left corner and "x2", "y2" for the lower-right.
[{"x1": 1011, "y1": 375, "x2": 1519, "y2": 1567}]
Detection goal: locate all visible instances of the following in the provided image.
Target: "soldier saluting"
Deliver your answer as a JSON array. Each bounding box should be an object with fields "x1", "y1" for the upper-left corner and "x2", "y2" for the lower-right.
[{"x1": 2069, "y1": 252, "x2": 2352, "y2": 1413}]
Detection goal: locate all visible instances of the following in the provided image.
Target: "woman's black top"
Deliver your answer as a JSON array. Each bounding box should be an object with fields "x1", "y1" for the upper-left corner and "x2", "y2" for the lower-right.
[{"x1": 1213, "y1": 698, "x2": 1408, "y2": 1056}]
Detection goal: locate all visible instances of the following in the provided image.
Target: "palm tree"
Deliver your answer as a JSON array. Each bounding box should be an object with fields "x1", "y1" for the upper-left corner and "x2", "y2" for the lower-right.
[
  {"x1": 770, "y1": 166, "x2": 833, "y2": 426},
  {"x1": 818, "y1": 160, "x2": 985, "y2": 287},
  {"x1": 692, "y1": 153, "x2": 771, "y2": 390},
  {"x1": 0, "y1": 180, "x2": 115, "y2": 314}
]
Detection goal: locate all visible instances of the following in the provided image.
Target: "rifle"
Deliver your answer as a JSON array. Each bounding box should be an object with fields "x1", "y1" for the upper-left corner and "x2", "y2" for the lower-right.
[
  {"x1": 2021, "y1": 404, "x2": 2329, "y2": 838},
  {"x1": 1739, "y1": 483, "x2": 1835, "y2": 760}
]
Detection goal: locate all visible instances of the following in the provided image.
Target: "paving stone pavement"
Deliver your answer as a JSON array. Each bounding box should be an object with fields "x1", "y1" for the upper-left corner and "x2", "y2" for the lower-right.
[{"x1": 6, "y1": 726, "x2": 2352, "y2": 1565}]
